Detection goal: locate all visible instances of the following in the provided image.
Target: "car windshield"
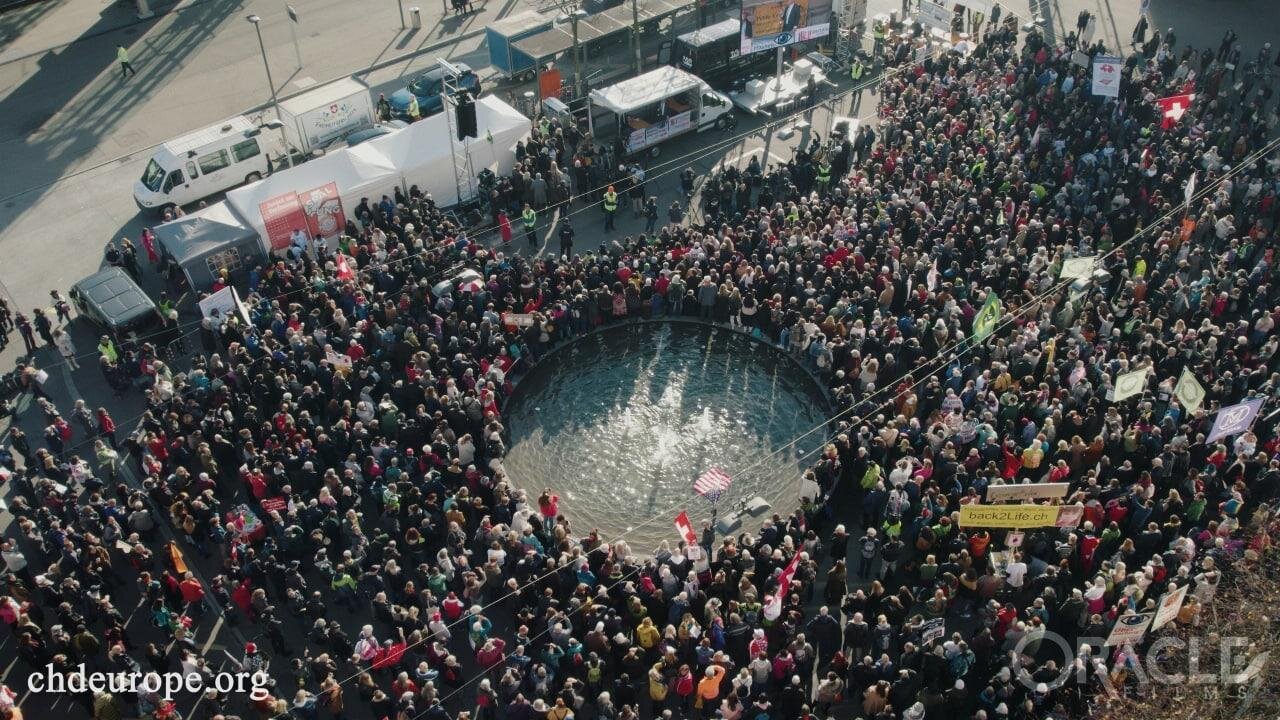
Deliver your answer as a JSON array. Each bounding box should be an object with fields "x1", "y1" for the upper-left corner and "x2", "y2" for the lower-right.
[
  {"x1": 141, "y1": 158, "x2": 166, "y2": 192},
  {"x1": 410, "y1": 76, "x2": 443, "y2": 97}
]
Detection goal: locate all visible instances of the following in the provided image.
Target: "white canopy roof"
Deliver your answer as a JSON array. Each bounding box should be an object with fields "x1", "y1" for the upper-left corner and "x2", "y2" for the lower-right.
[
  {"x1": 362, "y1": 95, "x2": 530, "y2": 207},
  {"x1": 589, "y1": 66, "x2": 705, "y2": 115}
]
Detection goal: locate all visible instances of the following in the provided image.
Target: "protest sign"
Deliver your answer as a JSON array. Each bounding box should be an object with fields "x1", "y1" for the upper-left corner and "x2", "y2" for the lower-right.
[
  {"x1": 986, "y1": 482, "x2": 1070, "y2": 502},
  {"x1": 959, "y1": 504, "x2": 1061, "y2": 529}
]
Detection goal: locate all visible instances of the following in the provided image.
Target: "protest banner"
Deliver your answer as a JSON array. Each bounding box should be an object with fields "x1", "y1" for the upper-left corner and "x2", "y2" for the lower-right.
[
  {"x1": 1091, "y1": 55, "x2": 1122, "y2": 97},
  {"x1": 1055, "y1": 505, "x2": 1084, "y2": 528},
  {"x1": 921, "y1": 618, "x2": 946, "y2": 644},
  {"x1": 986, "y1": 482, "x2": 1070, "y2": 502},
  {"x1": 1152, "y1": 585, "x2": 1188, "y2": 631},
  {"x1": 959, "y1": 504, "x2": 1061, "y2": 529},
  {"x1": 1205, "y1": 398, "x2": 1264, "y2": 443},
  {"x1": 1104, "y1": 612, "x2": 1153, "y2": 647}
]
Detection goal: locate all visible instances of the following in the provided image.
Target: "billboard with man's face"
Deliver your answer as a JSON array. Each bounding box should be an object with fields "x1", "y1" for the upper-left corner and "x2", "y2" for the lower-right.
[{"x1": 740, "y1": 0, "x2": 833, "y2": 55}]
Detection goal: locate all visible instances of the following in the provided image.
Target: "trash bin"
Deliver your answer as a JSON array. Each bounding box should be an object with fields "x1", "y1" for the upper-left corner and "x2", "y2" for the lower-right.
[{"x1": 410, "y1": 6, "x2": 422, "y2": 28}]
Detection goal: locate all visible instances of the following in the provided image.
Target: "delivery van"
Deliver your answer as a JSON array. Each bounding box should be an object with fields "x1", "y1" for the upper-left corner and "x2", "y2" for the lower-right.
[{"x1": 134, "y1": 116, "x2": 271, "y2": 216}]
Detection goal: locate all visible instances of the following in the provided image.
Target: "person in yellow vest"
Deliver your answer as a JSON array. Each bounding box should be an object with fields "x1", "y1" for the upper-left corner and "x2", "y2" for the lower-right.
[
  {"x1": 407, "y1": 94, "x2": 421, "y2": 121},
  {"x1": 521, "y1": 203, "x2": 538, "y2": 249},
  {"x1": 117, "y1": 46, "x2": 136, "y2": 79},
  {"x1": 602, "y1": 185, "x2": 618, "y2": 231},
  {"x1": 98, "y1": 335, "x2": 119, "y2": 363},
  {"x1": 815, "y1": 161, "x2": 832, "y2": 194}
]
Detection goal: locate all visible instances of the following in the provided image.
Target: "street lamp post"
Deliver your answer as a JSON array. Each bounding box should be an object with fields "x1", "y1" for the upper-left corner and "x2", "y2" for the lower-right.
[{"x1": 247, "y1": 14, "x2": 292, "y2": 169}]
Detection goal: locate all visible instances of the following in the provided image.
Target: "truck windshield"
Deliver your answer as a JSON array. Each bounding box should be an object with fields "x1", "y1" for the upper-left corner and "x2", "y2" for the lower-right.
[{"x1": 141, "y1": 159, "x2": 166, "y2": 192}]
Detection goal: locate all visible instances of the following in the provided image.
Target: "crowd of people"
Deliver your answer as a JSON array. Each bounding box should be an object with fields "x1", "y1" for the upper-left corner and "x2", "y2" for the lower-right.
[{"x1": 1, "y1": 11, "x2": 1279, "y2": 720}]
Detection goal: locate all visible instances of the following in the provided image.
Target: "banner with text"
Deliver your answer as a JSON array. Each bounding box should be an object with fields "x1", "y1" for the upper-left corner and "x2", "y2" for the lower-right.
[
  {"x1": 986, "y1": 482, "x2": 1070, "y2": 502},
  {"x1": 959, "y1": 504, "x2": 1061, "y2": 529}
]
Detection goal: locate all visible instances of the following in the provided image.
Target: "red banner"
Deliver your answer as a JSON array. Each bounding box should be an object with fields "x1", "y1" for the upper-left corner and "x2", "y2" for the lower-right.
[
  {"x1": 300, "y1": 181, "x2": 346, "y2": 240},
  {"x1": 260, "y1": 497, "x2": 287, "y2": 513},
  {"x1": 259, "y1": 191, "x2": 308, "y2": 252}
]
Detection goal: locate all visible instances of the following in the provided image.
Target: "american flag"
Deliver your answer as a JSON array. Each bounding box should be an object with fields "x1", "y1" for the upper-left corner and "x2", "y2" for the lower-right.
[{"x1": 694, "y1": 467, "x2": 733, "y2": 502}]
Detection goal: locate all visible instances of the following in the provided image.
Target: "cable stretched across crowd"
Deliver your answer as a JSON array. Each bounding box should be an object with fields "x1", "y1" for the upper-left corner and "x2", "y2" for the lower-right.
[{"x1": 1, "y1": 14, "x2": 1280, "y2": 720}]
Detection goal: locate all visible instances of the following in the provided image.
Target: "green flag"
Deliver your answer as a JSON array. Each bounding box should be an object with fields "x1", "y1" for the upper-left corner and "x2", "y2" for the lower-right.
[{"x1": 972, "y1": 293, "x2": 1002, "y2": 342}]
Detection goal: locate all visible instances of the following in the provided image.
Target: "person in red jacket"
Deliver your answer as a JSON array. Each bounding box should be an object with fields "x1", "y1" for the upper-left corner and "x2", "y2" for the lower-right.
[{"x1": 178, "y1": 572, "x2": 206, "y2": 617}]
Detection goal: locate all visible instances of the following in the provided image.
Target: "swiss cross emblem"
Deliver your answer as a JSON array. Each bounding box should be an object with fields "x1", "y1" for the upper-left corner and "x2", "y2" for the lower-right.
[{"x1": 1164, "y1": 99, "x2": 1187, "y2": 120}]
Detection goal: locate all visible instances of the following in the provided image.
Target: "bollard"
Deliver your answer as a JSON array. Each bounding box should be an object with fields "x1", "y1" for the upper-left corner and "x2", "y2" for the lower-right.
[
  {"x1": 136, "y1": 0, "x2": 154, "y2": 19},
  {"x1": 410, "y1": 6, "x2": 422, "y2": 28}
]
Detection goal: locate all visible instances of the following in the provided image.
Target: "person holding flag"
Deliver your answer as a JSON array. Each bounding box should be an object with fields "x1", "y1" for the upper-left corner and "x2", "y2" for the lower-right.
[{"x1": 972, "y1": 290, "x2": 1002, "y2": 343}]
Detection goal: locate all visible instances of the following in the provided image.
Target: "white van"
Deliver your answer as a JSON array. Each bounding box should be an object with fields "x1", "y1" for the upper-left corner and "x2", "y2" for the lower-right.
[{"x1": 134, "y1": 116, "x2": 272, "y2": 216}]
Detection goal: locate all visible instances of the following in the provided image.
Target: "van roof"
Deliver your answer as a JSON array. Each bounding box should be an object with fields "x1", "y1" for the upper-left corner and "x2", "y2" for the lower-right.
[
  {"x1": 676, "y1": 18, "x2": 739, "y2": 46},
  {"x1": 161, "y1": 116, "x2": 257, "y2": 157},
  {"x1": 277, "y1": 77, "x2": 369, "y2": 116},
  {"x1": 589, "y1": 66, "x2": 704, "y2": 115}
]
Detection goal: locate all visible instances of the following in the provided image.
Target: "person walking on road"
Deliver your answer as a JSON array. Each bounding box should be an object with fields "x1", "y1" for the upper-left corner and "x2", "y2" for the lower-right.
[
  {"x1": 117, "y1": 46, "x2": 136, "y2": 79},
  {"x1": 53, "y1": 329, "x2": 78, "y2": 370}
]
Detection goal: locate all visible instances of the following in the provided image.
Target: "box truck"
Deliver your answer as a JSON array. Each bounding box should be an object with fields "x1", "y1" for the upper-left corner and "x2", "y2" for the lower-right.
[{"x1": 276, "y1": 78, "x2": 376, "y2": 156}]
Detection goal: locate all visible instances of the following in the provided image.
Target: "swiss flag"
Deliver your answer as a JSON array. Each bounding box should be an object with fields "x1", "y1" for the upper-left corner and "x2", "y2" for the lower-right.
[
  {"x1": 336, "y1": 254, "x2": 355, "y2": 281},
  {"x1": 763, "y1": 553, "x2": 801, "y2": 621},
  {"x1": 673, "y1": 511, "x2": 697, "y2": 545},
  {"x1": 1155, "y1": 93, "x2": 1194, "y2": 130}
]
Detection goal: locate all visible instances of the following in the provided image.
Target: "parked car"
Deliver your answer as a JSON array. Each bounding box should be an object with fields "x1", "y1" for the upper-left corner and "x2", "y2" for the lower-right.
[
  {"x1": 341, "y1": 121, "x2": 408, "y2": 147},
  {"x1": 69, "y1": 267, "x2": 163, "y2": 338},
  {"x1": 388, "y1": 63, "x2": 482, "y2": 120}
]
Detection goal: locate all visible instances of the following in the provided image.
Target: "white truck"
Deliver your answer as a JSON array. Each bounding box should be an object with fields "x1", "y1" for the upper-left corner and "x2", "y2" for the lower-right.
[
  {"x1": 587, "y1": 66, "x2": 734, "y2": 157},
  {"x1": 277, "y1": 78, "x2": 376, "y2": 156}
]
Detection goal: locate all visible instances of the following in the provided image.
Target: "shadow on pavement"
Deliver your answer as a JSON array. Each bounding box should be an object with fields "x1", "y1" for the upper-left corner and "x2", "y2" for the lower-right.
[{"x1": 0, "y1": 0, "x2": 239, "y2": 228}]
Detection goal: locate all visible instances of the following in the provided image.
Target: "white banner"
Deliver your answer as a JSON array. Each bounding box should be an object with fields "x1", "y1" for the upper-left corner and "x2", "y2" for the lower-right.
[
  {"x1": 1111, "y1": 367, "x2": 1148, "y2": 402},
  {"x1": 1092, "y1": 56, "x2": 1122, "y2": 97},
  {"x1": 199, "y1": 286, "x2": 236, "y2": 321},
  {"x1": 986, "y1": 482, "x2": 1071, "y2": 502},
  {"x1": 1174, "y1": 368, "x2": 1206, "y2": 414},
  {"x1": 1104, "y1": 612, "x2": 1153, "y2": 647},
  {"x1": 1059, "y1": 256, "x2": 1097, "y2": 280},
  {"x1": 917, "y1": 1, "x2": 953, "y2": 31},
  {"x1": 1152, "y1": 584, "x2": 1188, "y2": 631}
]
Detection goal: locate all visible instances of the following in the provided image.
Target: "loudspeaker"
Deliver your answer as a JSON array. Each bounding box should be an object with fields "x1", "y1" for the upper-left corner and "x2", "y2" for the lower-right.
[{"x1": 456, "y1": 91, "x2": 477, "y2": 140}]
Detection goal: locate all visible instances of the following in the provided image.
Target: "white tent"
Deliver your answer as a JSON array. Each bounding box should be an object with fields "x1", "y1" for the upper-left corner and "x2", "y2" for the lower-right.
[
  {"x1": 226, "y1": 141, "x2": 402, "y2": 253},
  {"x1": 362, "y1": 95, "x2": 530, "y2": 208}
]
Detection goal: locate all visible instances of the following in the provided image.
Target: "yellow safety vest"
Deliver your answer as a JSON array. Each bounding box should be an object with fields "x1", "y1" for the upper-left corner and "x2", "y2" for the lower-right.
[
  {"x1": 603, "y1": 192, "x2": 618, "y2": 212},
  {"x1": 522, "y1": 209, "x2": 536, "y2": 228},
  {"x1": 817, "y1": 164, "x2": 831, "y2": 182},
  {"x1": 851, "y1": 61, "x2": 865, "y2": 80}
]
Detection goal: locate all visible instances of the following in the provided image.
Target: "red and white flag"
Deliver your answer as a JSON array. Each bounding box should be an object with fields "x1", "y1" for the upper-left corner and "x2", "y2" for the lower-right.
[
  {"x1": 673, "y1": 511, "x2": 697, "y2": 545},
  {"x1": 694, "y1": 467, "x2": 733, "y2": 501},
  {"x1": 763, "y1": 553, "x2": 800, "y2": 621},
  {"x1": 336, "y1": 254, "x2": 355, "y2": 281},
  {"x1": 1155, "y1": 93, "x2": 1194, "y2": 130}
]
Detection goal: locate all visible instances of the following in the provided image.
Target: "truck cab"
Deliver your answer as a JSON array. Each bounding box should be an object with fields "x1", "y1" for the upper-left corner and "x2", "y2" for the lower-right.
[{"x1": 134, "y1": 117, "x2": 270, "y2": 216}]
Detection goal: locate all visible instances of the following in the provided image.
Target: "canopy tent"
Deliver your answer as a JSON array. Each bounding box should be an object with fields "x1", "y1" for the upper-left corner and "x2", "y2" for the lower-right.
[
  {"x1": 361, "y1": 95, "x2": 530, "y2": 208},
  {"x1": 152, "y1": 201, "x2": 264, "y2": 291},
  {"x1": 225, "y1": 140, "x2": 402, "y2": 253}
]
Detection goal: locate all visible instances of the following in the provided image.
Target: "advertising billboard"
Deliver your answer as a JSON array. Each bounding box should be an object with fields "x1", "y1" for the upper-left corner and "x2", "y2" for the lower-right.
[{"x1": 741, "y1": 0, "x2": 833, "y2": 55}]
